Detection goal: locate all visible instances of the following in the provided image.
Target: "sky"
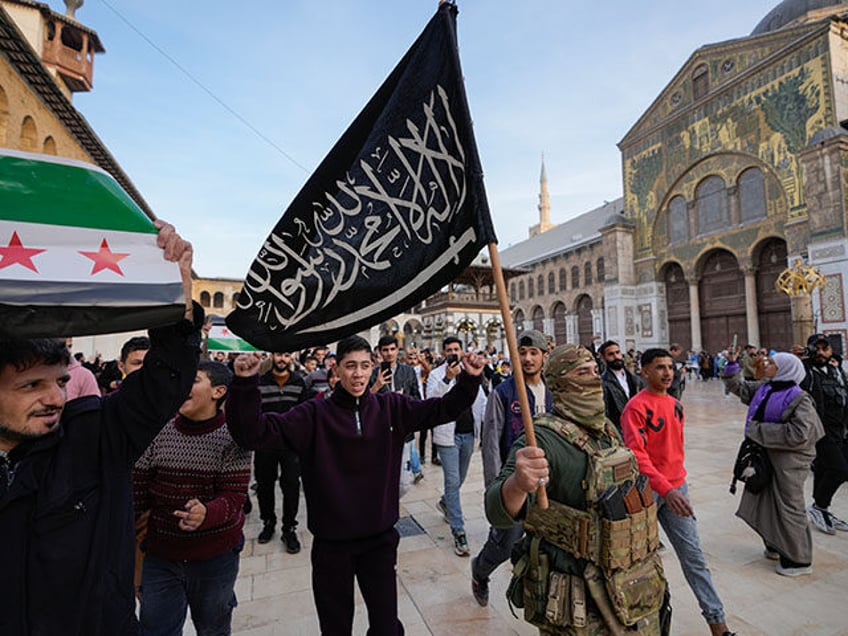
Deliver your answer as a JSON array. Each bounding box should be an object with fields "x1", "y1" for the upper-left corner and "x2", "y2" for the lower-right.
[{"x1": 67, "y1": 0, "x2": 782, "y2": 278}]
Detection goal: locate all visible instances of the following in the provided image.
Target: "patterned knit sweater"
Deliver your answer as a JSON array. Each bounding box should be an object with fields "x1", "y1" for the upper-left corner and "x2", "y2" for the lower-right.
[{"x1": 133, "y1": 412, "x2": 251, "y2": 561}]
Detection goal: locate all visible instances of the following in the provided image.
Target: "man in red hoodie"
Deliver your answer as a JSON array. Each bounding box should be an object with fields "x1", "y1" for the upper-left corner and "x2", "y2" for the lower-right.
[
  {"x1": 621, "y1": 348, "x2": 734, "y2": 636},
  {"x1": 227, "y1": 334, "x2": 483, "y2": 635}
]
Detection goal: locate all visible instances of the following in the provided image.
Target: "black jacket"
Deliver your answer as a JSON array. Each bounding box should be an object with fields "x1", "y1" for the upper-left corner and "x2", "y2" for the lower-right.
[
  {"x1": 0, "y1": 316, "x2": 201, "y2": 635},
  {"x1": 601, "y1": 368, "x2": 644, "y2": 433}
]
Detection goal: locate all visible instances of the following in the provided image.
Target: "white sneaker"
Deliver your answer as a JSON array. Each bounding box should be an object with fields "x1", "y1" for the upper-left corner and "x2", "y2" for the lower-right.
[
  {"x1": 808, "y1": 504, "x2": 836, "y2": 535},
  {"x1": 776, "y1": 563, "x2": 812, "y2": 577},
  {"x1": 763, "y1": 548, "x2": 780, "y2": 561}
]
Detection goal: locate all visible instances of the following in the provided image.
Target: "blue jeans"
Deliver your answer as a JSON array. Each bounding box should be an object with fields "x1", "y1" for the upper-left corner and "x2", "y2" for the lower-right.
[
  {"x1": 436, "y1": 432, "x2": 474, "y2": 534},
  {"x1": 472, "y1": 523, "x2": 524, "y2": 581},
  {"x1": 656, "y1": 483, "x2": 726, "y2": 625},
  {"x1": 406, "y1": 440, "x2": 422, "y2": 475},
  {"x1": 139, "y1": 539, "x2": 243, "y2": 636}
]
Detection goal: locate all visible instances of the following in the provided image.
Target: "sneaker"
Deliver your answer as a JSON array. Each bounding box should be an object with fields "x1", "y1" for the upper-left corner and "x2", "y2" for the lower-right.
[
  {"x1": 257, "y1": 520, "x2": 275, "y2": 544},
  {"x1": 829, "y1": 511, "x2": 848, "y2": 532},
  {"x1": 433, "y1": 456, "x2": 442, "y2": 466},
  {"x1": 776, "y1": 563, "x2": 813, "y2": 577},
  {"x1": 453, "y1": 532, "x2": 470, "y2": 557},
  {"x1": 763, "y1": 548, "x2": 780, "y2": 561},
  {"x1": 282, "y1": 529, "x2": 301, "y2": 554},
  {"x1": 413, "y1": 472, "x2": 424, "y2": 484},
  {"x1": 808, "y1": 504, "x2": 837, "y2": 535},
  {"x1": 471, "y1": 557, "x2": 489, "y2": 606},
  {"x1": 437, "y1": 499, "x2": 449, "y2": 523}
]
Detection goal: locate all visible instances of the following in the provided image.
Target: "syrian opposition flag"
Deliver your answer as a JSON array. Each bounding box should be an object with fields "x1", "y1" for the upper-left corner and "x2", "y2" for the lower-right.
[
  {"x1": 226, "y1": 2, "x2": 496, "y2": 351},
  {"x1": 0, "y1": 150, "x2": 186, "y2": 338},
  {"x1": 207, "y1": 324, "x2": 259, "y2": 353}
]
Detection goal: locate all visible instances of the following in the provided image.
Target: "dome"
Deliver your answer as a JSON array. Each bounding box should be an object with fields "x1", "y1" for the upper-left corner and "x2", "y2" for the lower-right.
[{"x1": 752, "y1": 0, "x2": 848, "y2": 35}]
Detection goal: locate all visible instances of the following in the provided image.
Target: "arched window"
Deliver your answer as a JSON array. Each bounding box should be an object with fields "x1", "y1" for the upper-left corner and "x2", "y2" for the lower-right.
[
  {"x1": 739, "y1": 167, "x2": 766, "y2": 222},
  {"x1": 533, "y1": 306, "x2": 545, "y2": 332},
  {"x1": 519, "y1": 280, "x2": 525, "y2": 300},
  {"x1": 528, "y1": 277, "x2": 534, "y2": 298},
  {"x1": 510, "y1": 282, "x2": 516, "y2": 303},
  {"x1": 597, "y1": 258, "x2": 605, "y2": 283},
  {"x1": 696, "y1": 176, "x2": 728, "y2": 235},
  {"x1": 548, "y1": 272, "x2": 555, "y2": 294},
  {"x1": 584, "y1": 262, "x2": 593, "y2": 286},
  {"x1": 559, "y1": 268, "x2": 567, "y2": 291},
  {"x1": 231, "y1": 292, "x2": 240, "y2": 308},
  {"x1": 20, "y1": 116, "x2": 37, "y2": 152},
  {"x1": 213, "y1": 292, "x2": 224, "y2": 308},
  {"x1": 668, "y1": 195, "x2": 688, "y2": 243},
  {"x1": 42, "y1": 136, "x2": 57, "y2": 155},
  {"x1": 571, "y1": 265, "x2": 580, "y2": 289},
  {"x1": 200, "y1": 291, "x2": 211, "y2": 307},
  {"x1": 514, "y1": 309, "x2": 525, "y2": 333},
  {"x1": 537, "y1": 275, "x2": 544, "y2": 297},
  {"x1": 692, "y1": 63, "x2": 709, "y2": 100}
]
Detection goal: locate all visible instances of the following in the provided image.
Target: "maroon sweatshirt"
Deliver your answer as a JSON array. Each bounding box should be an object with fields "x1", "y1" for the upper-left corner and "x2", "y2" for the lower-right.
[{"x1": 226, "y1": 371, "x2": 481, "y2": 541}]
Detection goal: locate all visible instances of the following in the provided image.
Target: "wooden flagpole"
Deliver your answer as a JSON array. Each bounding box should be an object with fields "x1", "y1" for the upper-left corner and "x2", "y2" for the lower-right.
[{"x1": 487, "y1": 242, "x2": 548, "y2": 509}]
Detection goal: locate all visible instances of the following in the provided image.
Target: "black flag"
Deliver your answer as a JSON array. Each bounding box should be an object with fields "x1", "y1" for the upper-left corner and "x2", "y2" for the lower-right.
[{"x1": 226, "y1": 2, "x2": 496, "y2": 352}]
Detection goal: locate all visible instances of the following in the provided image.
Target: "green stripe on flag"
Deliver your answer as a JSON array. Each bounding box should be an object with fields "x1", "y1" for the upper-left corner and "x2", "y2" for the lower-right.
[{"x1": 0, "y1": 150, "x2": 157, "y2": 234}]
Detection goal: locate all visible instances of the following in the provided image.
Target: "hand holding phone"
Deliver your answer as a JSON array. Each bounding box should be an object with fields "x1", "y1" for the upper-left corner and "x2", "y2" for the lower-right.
[{"x1": 380, "y1": 360, "x2": 392, "y2": 382}]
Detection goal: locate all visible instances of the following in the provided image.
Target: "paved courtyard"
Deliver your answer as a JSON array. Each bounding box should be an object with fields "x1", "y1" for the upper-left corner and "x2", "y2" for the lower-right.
[{"x1": 191, "y1": 379, "x2": 848, "y2": 635}]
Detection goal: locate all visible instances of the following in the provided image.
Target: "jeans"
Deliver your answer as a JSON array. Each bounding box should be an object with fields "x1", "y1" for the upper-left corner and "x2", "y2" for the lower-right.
[
  {"x1": 436, "y1": 432, "x2": 474, "y2": 534},
  {"x1": 311, "y1": 527, "x2": 404, "y2": 635},
  {"x1": 139, "y1": 539, "x2": 243, "y2": 636},
  {"x1": 656, "y1": 483, "x2": 725, "y2": 625},
  {"x1": 406, "y1": 440, "x2": 422, "y2": 475},
  {"x1": 472, "y1": 524, "x2": 524, "y2": 581}
]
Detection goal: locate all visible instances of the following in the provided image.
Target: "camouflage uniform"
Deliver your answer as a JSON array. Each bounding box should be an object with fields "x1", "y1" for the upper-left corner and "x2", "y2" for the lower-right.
[{"x1": 485, "y1": 345, "x2": 666, "y2": 635}]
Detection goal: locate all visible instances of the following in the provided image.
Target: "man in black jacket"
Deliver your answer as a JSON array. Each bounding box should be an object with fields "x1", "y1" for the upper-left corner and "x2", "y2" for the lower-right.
[
  {"x1": 599, "y1": 340, "x2": 644, "y2": 434},
  {"x1": 0, "y1": 221, "x2": 200, "y2": 635}
]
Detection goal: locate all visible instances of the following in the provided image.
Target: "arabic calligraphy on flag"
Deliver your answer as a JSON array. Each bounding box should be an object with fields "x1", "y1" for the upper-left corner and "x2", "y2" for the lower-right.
[
  {"x1": 227, "y1": 3, "x2": 496, "y2": 351},
  {"x1": 0, "y1": 150, "x2": 186, "y2": 338}
]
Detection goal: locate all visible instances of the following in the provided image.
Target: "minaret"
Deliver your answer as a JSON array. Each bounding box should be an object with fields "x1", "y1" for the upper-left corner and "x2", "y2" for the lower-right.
[{"x1": 529, "y1": 154, "x2": 554, "y2": 237}]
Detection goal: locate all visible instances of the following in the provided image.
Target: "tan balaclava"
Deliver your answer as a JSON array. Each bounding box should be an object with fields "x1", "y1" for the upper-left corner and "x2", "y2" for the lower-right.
[{"x1": 544, "y1": 344, "x2": 606, "y2": 434}]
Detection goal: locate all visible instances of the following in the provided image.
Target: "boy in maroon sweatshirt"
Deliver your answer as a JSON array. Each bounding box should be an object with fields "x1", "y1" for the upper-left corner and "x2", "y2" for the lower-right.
[
  {"x1": 227, "y1": 335, "x2": 484, "y2": 635},
  {"x1": 134, "y1": 360, "x2": 250, "y2": 635}
]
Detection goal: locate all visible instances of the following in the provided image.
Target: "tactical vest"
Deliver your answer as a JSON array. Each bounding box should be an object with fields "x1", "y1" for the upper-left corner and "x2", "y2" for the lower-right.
[{"x1": 510, "y1": 414, "x2": 666, "y2": 634}]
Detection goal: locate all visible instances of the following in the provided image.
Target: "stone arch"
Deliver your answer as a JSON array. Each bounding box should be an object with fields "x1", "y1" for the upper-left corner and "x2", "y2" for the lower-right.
[
  {"x1": 574, "y1": 294, "x2": 593, "y2": 347},
  {"x1": 550, "y1": 301, "x2": 567, "y2": 346},
  {"x1": 661, "y1": 261, "x2": 691, "y2": 350},
  {"x1": 698, "y1": 249, "x2": 745, "y2": 352},
  {"x1": 403, "y1": 318, "x2": 424, "y2": 347},
  {"x1": 212, "y1": 291, "x2": 224, "y2": 309},
  {"x1": 20, "y1": 116, "x2": 38, "y2": 152},
  {"x1": 514, "y1": 308, "x2": 526, "y2": 333},
  {"x1": 200, "y1": 291, "x2": 211, "y2": 307},
  {"x1": 752, "y1": 237, "x2": 791, "y2": 349},
  {"x1": 531, "y1": 305, "x2": 545, "y2": 332},
  {"x1": 380, "y1": 319, "x2": 400, "y2": 338}
]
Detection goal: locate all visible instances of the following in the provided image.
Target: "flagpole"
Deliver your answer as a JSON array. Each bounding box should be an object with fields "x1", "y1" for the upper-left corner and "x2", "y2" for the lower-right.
[{"x1": 487, "y1": 242, "x2": 548, "y2": 509}]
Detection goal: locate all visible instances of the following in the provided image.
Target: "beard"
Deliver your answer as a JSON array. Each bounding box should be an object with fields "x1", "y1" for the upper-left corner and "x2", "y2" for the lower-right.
[
  {"x1": 606, "y1": 358, "x2": 625, "y2": 371},
  {"x1": 0, "y1": 421, "x2": 52, "y2": 444}
]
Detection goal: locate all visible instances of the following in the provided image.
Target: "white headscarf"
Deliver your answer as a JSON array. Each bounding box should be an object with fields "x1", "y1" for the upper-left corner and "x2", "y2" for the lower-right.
[{"x1": 771, "y1": 352, "x2": 805, "y2": 385}]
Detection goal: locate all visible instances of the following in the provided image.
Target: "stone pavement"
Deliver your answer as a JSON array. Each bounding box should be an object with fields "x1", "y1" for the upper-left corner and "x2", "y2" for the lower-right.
[{"x1": 188, "y1": 379, "x2": 848, "y2": 635}]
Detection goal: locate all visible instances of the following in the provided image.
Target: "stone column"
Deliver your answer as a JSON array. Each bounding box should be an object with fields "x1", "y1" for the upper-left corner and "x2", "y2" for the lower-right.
[
  {"x1": 689, "y1": 281, "x2": 702, "y2": 351},
  {"x1": 743, "y1": 266, "x2": 760, "y2": 347},
  {"x1": 791, "y1": 295, "x2": 815, "y2": 345}
]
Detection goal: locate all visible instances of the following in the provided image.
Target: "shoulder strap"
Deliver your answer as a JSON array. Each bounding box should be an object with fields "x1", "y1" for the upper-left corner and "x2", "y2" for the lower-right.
[{"x1": 534, "y1": 414, "x2": 615, "y2": 456}]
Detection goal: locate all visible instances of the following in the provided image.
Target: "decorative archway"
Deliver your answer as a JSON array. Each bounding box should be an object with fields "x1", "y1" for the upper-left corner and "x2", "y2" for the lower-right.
[
  {"x1": 532, "y1": 305, "x2": 545, "y2": 332},
  {"x1": 551, "y1": 301, "x2": 567, "y2": 346},
  {"x1": 699, "y1": 249, "x2": 745, "y2": 353},
  {"x1": 663, "y1": 262, "x2": 691, "y2": 350},
  {"x1": 755, "y1": 238, "x2": 791, "y2": 349}
]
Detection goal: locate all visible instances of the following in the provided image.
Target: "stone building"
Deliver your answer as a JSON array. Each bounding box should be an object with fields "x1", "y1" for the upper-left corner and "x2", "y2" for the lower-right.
[{"x1": 620, "y1": 0, "x2": 848, "y2": 353}]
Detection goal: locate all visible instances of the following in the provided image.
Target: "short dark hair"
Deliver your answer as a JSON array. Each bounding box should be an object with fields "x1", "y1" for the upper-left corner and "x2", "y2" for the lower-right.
[
  {"x1": 641, "y1": 348, "x2": 672, "y2": 367},
  {"x1": 198, "y1": 360, "x2": 233, "y2": 406},
  {"x1": 668, "y1": 343, "x2": 682, "y2": 352},
  {"x1": 120, "y1": 336, "x2": 150, "y2": 363},
  {"x1": 442, "y1": 336, "x2": 462, "y2": 350},
  {"x1": 336, "y1": 335, "x2": 372, "y2": 362},
  {"x1": 377, "y1": 335, "x2": 398, "y2": 349},
  {"x1": 598, "y1": 340, "x2": 619, "y2": 356},
  {"x1": 0, "y1": 338, "x2": 70, "y2": 373}
]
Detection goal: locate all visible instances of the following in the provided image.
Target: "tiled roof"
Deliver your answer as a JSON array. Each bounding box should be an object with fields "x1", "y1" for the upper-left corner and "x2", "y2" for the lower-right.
[
  {"x1": 0, "y1": 5, "x2": 151, "y2": 218},
  {"x1": 499, "y1": 198, "x2": 625, "y2": 268}
]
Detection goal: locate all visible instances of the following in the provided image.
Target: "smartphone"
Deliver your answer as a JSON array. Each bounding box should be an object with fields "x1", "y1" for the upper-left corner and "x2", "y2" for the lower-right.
[
  {"x1": 380, "y1": 361, "x2": 392, "y2": 376},
  {"x1": 447, "y1": 354, "x2": 459, "y2": 365}
]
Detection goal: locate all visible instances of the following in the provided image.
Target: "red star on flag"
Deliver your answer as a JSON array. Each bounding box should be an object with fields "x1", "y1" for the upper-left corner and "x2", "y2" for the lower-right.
[
  {"x1": 0, "y1": 231, "x2": 46, "y2": 272},
  {"x1": 80, "y1": 239, "x2": 130, "y2": 276}
]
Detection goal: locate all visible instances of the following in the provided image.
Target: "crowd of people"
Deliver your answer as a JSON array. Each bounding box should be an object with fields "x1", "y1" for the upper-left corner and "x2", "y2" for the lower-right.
[{"x1": 2, "y1": 221, "x2": 845, "y2": 635}]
